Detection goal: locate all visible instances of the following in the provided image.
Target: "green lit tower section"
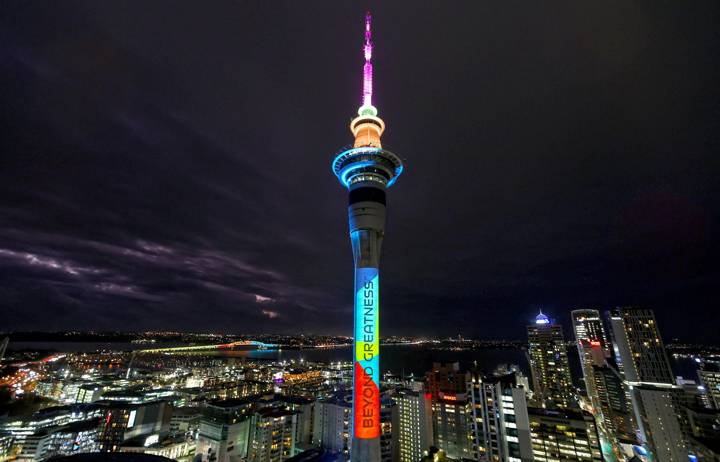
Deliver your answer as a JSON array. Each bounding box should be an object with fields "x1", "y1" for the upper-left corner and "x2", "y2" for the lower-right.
[{"x1": 331, "y1": 12, "x2": 403, "y2": 462}]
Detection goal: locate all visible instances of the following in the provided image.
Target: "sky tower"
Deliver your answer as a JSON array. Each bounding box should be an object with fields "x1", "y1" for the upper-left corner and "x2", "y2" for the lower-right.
[{"x1": 331, "y1": 12, "x2": 403, "y2": 461}]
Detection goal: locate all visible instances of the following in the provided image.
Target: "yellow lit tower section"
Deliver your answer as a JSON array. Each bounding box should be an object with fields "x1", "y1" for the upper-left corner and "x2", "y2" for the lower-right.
[{"x1": 331, "y1": 12, "x2": 403, "y2": 462}]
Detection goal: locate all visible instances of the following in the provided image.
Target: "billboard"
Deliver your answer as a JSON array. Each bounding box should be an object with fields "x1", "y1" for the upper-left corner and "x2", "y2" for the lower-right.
[{"x1": 353, "y1": 267, "x2": 380, "y2": 439}]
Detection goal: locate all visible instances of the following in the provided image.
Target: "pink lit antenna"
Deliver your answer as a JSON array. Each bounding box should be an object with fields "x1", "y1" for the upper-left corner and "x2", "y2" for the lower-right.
[{"x1": 362, "y1": 11, "x2": 373, "y2": 109}]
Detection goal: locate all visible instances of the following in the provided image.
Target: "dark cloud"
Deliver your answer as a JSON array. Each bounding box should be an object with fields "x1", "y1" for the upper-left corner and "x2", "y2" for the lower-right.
[{"x1": 1, "y1": 0, "x2": 719, "y2": 340}]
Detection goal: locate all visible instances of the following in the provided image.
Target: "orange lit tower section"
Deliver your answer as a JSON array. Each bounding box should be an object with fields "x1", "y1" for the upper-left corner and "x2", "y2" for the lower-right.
[{"x1": 331, "y1": 12, "x2": 403, "y2": 462}]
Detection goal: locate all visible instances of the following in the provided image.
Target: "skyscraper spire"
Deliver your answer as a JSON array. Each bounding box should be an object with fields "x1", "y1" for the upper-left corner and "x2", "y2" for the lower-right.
[
  {"x1": 536, "y1": 309, "x2": 550, "y2": 325},
  {"x1": 360, "y1": 11, "x2": 377, "y2": 117}
]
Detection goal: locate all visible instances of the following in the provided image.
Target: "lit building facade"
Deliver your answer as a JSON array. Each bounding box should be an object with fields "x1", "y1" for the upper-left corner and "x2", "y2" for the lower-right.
[
  {"x1": 330, "y1": 12, "x2": 404, "y2": 461},
  {"x1": 196, "y1": 398, "x2": 255, "y2": 462},
  {"x1": 469, "y1": 371, "x2": 533, "y2": 462},
  {"x1": 528, "y1": 407, "x2": 602, "y2": 462},
  {"x1": 571, "y1": 309, "x2": 610, "y2": 412},
  {"x1": 426, "y1": 363, "x2": 466, "y2": 400},
  {"x1": 247, "y1": 408, "x2": 298, "y2": 462},
  {"x1": 432, "y1": 391, "x2": 477, "y2": 461},
  {"x1": 426, "y1": 363, "x2": 479, "y2": 460},
  {"x1": 312, "y1": 393, "x2": 352, "y2": 460},
  {"x1": 591, "y1": 363, "x2": 636, "y2": 444},
  {"x1": 527, "y1": 312, "x2": 574, "y2": 409},
  {"x1": 15, "y1": 419, "x2": 100, "y2": 462},
  {"x1": 698, "y1": 362, "x2": 720, "y2": 410},
  {"x1": 395, "y1": 388, "x2": 433, "y2": 462},
  {"x1": 277, "y1": 396, "x2": 314, "y2": 450},
  {"x1": 379, "y1": 396, "x2": 399, "y2": 462},
  {"x1": 608, "y1": 307, "x2": 688, "y2": 462}
]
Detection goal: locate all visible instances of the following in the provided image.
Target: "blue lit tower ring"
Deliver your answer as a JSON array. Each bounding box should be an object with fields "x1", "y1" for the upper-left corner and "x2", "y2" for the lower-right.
[{"x1": 332, "y1": 147, "x2": 403, "y2": 188}]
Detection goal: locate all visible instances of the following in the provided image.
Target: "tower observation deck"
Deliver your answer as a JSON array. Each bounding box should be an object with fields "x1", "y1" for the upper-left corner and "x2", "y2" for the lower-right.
[{"x1": 331, "y1": 12, "x2": 403, "y2": 461}]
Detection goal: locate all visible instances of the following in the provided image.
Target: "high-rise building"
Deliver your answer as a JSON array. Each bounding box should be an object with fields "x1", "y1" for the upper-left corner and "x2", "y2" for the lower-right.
[
  {"x1": 492, "y1": 364, "x2": 532, "y2": 400},
  {"x1": 432, "y1": 390, "x2": 476, "y2": 461},
  {"x1": 379, "y1": 395, "x2": 399, "y2": 462},
  {"x1": 528, "y1": 407, "x2": 603, "y2": 462},
  {"x1": 395, "y1": 388, "x2": 433, "y2": 462},
  {"x1": 16, "y1": 419, "x2": 101, "y2": 461},
  {"x1": 312, "y1": 393, "x2": 352, "y2": 460},
  {"x1": 426, "y1": 363, "x2": 466, "y2": 399},
  {"x1": 98, "y1": 401, "x2": 172, "y2": 453},
  {"x1": 527, "y1": 311, "x2": 574, "y2": 409},
  {"x1": 698, "y1": 362, "x2": 720, "y2": 410},
  {"x1": 591, "y1": 363, "x2": 636, "y2": 444},
  {"x1": 608, "y1": 307, "x2": 688, "y2": 462},
  {"x1": 196, "y1": 397, "x2": 255, "y2": 462},
  {"x1": 276, "y1": 396, "x2": 315, "y2": 451},
  {"x1": 608, "y1": 308, "x2": 674, "y2": 384},
  {"x1": 247, "y1": 408, "x2": 298, "y2": 462},
  {"x1": 330, "y1": 12, "x2": 404, "y2": 462},
  {"x1": 0, "y1": 337, "x2": 8, "y2": 362},
  {"x1": 469, "y1": 371, "x2": 533, "y2": 462},
  {"x1": 571, "y1": 309, "x2": 610, "y2": 412},
  {"x1": 425, "y1": 363, "x2": 480, "y2": 460},
  {"x1": 0, "y1": 404, "x2": 104, "y2": 451}
]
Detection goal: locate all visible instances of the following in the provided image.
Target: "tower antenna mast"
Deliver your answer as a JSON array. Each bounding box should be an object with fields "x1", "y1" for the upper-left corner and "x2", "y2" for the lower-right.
[{"x1": 361, "y1": 11, "x2": 374, "y2": 113}]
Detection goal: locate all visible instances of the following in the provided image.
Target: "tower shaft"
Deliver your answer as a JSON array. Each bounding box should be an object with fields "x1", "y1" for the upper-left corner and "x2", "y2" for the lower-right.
[{"x1": 349, "y1": 189, "x2": 385, "y2": 461}]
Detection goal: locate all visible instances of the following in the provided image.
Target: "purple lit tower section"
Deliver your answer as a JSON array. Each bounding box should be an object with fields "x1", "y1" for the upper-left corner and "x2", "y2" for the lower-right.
[
  {"x1": 331, "y1": 12, "x2": 403, "y2": 462},
  {"x1": 362, "y1": 13, "x2": 373, "y2": 110}
]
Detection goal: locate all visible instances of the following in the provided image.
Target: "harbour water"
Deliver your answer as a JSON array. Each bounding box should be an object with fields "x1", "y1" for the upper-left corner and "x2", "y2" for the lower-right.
[
  {"x1": 9, "y1": 342, "x2": 528, "y2": 377},
  {"x1": 8, "y1": 342, "x2": 699, "y2": 382}
]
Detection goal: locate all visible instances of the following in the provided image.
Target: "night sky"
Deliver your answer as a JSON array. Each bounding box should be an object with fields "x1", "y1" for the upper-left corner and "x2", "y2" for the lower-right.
[{"x1": 2, "y1": 1, "x2": 719, "y2": 341}]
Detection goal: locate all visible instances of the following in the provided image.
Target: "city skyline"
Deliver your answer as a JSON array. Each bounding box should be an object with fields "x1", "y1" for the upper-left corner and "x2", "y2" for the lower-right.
[
  {"x1": 2, "y1": 1, "x2": 720, "y2": 342},
  {"x1": 1, "y1": 304, "x2": 719, "y2": 461}
]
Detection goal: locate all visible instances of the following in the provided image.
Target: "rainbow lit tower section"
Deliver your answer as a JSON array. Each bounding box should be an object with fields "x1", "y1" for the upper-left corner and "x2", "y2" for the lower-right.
[{"x1": 332, "y1": 12, "x2": 403, "y2": 461}]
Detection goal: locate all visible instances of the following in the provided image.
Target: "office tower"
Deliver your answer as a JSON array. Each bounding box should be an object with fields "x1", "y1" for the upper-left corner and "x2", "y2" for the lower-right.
[
  {"x1": 571, "y1": 309, "x2": 610, "y2": 412},
  {"x1": 0, "y1": 435, "x2": 12, "y2": 461},
  {"x1": 608, "y1": 307, "x2": 687, "y2": 462},
  {"x1": 196, "y1": 398, "x2": 255, "y2": 462},
  {"x1": 312, "y1": 393, "x2": 352, "y2": 460},
  {"x1": 121, "y1": 435, "x2": 196, "y2": 460},
  {"x1": 608, "y1": 308, "x2": 674, "y2": 384},
  {"x1": 0, "y1": 337, "x2": 8, "y2": 362},
  {"x1": 75, "y1": 384, "x2": 102, "y2": 404},
  {"x1": 16, "y1": 418, "x2": 101, "y2": 461},
  {"x1": 571, "y1": 310, "x2": 611, "y2": 357},
  {"x1": 591, "y1": 363, "x2": 636, "y2": 443},
  {"x1": 278, "y1": 396, "x2": 315, "y2": 450},
  {"x1": 98, "y1": 401, "x2": 172, "y2": 452},
  {"x1": 169, "y1": 407, "x2": 202, "y2": 436},
  {"x1": 528, "y1": 407, "x2": 602, "y2": 461},
  {"x1": 698, "y1": 362, "x2": 720, "y2": 410},
  {"x1": 247, "y1": 408, "x2": 298, "y2": 462},
  {"x1": 0, "y1": 403, "x2": 105, "y2": 452},
  {"x1": 426, "y1": 364, "x2": 478, "y2": 461},
  {"x1": 330, "y1": 12, "x2": 404, "y2": 461},
  {"x1": 493, "y1": 365, "x2": 534, "y2": 403},
  {"x1": 431, "y1": 391, "x2": 476, "y2": 461},
  {"x1": 395, "y1": 388, "x2": 433, "y2": 462},
  {"x1": 527, "y1": 311, "x2": 574, "y2": 409},
  {"x1": 379, "y1": 396, "x2": 399, "y2": 462},
  {"x1": 469, "y1": 371, "x2": 533, "y2": 462},
  {"x1": 680, "y1": 405, "x2": 720, "y2": 461},
  {"x1": 425, "y1": 362, "x2": 466, "y2": 399},
  {"x1": 675, "y1": 377, "x2": 713, "y2": 411}
]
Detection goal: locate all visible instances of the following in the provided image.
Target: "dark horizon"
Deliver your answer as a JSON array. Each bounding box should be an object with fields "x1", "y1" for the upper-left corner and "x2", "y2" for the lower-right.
[{"x1": 2, "y1": 1, "x2": 719, "y2": 342}]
